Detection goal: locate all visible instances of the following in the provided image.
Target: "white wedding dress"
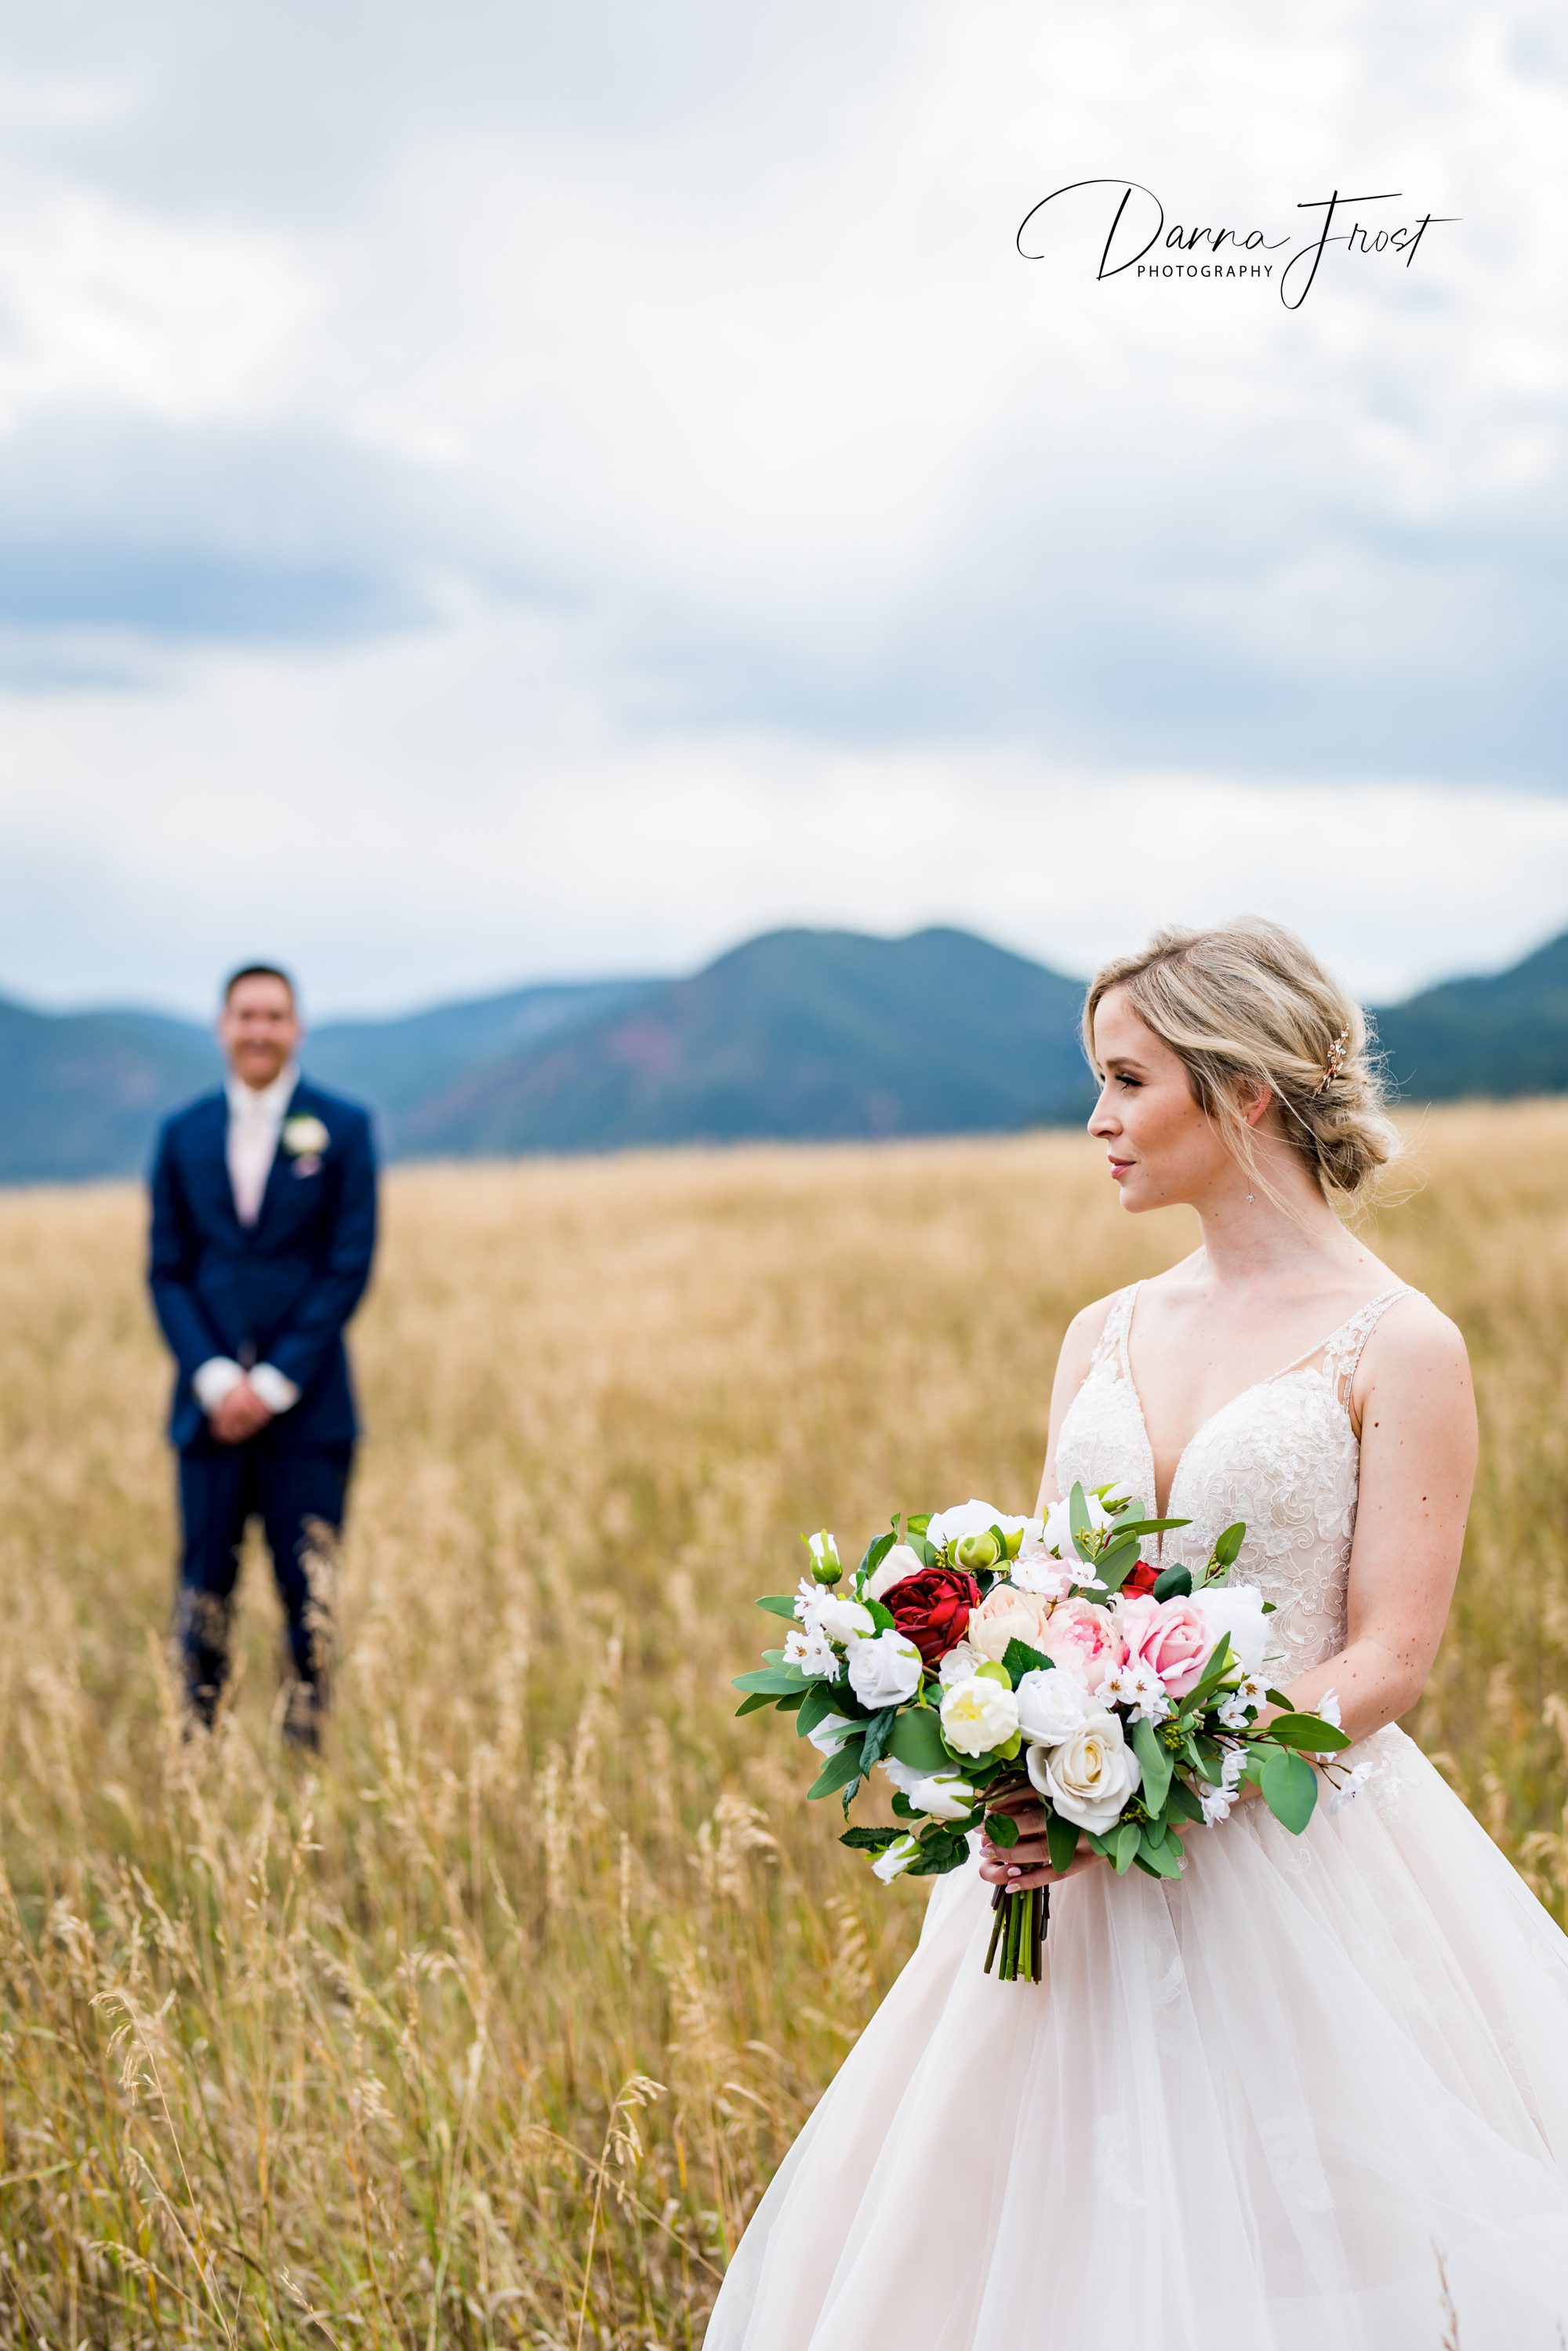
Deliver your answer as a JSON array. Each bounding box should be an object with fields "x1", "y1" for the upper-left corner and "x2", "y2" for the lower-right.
[{"x1": 704, "y1": 1285, "x2": 1568, "y2": 2349}]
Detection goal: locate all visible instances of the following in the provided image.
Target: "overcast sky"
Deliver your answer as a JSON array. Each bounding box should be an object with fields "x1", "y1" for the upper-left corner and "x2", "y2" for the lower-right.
[{"x1": 0, "y1": 0, "x2": 1563, "y2": 1014}]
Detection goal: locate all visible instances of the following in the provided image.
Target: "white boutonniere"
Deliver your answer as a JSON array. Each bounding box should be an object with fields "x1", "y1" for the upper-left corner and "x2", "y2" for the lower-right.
[{"x1": 282, "y1": 1114, "x2": 330, "y2": 1158}]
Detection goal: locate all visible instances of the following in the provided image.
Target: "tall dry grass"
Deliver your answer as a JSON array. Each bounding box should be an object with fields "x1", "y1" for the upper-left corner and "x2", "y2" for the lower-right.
[{"x1": 1, "y1": 1105, "x2": 1566, "y2": 2346}]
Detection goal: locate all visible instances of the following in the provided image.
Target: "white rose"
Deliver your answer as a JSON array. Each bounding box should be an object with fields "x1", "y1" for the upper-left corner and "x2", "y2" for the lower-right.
[
  {"x1": 817, "y1": 1596, "x2": 875, "y2": 1644},
  {"x1": 1192, "y1": 1583, "x2": 1270, "y2": 1681},
  {"x1": 871, "y1": 1833, "x2": 921, "y2": 1882},
  {"x1": 805, "y1": 1711, "x2": 858, "y2": 1756},
  {"x1": 924, "y1": 1500, "x2": 1039, "y2": 1550},
  {"x1": 1026, "y1": 1710, "x2": 1142, "y2": 1833},
  {"x1": 907, "y1": 1770, "x2": 977, "y2": 1820},
  {"x1": 939, "y1": 1674, "x2": 1021, "y2": 1758},
  {"x1": 866, "y1": 1543, "x2": 926, "y2": 1601},
  {"x1": 1041, "y1": 1489, "x2": 1115, "y2": 1561},
  {"x1": 845, "y1": 1629, "x2": 924, "y2": 1710},
  {"x1": 1014, "y1": 1667, "x2": 1108, "y2": 1748}
]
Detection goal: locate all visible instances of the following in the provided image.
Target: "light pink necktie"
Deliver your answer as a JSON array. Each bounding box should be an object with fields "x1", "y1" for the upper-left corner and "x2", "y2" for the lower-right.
[{"x1": 230, "y1": 1099, "x2": 274, "y2": 1226}]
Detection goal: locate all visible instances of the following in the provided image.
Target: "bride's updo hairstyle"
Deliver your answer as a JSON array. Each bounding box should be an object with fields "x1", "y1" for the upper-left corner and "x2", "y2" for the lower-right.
[{"x1": 1082, "y1": 917, "x2": 1400, "y2": 1211}]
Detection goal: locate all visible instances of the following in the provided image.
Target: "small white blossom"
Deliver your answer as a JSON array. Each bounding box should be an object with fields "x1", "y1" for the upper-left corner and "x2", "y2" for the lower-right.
[
  {"x1": 783, "y1": 1626, "x2": 840, "y2": 1680},
  {"x1": 1100, "y1": 1658, "x2": 1173, "y2": 1725},
  {"x1": 1327, "y1": 1760, "x2": 1375, "y2": 1815},
  {"x1": 1318, "y1": 1688, "x2": 1343, "y2": 1728},
  {"x1": 1198, "y1": 1745, "x2": 1245, "y2": 1824},
  {"x1": 1215, "y1": 1676, "x2": 1266, "y2": 1730},
  {"x1": 1009, "y1": 1542, "x2": 1076, "y2": 1601}
]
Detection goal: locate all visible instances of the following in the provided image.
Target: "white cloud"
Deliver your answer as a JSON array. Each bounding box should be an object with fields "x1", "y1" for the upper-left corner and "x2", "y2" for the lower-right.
[{"x1": 0, "y1": 0, "x2": 1563, "y2": 1007}]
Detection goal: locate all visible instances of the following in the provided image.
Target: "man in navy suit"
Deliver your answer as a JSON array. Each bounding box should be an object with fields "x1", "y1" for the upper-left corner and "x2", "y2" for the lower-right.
[{"x1": 149, "y1": 965, "x2": 377, "y2": 1745}]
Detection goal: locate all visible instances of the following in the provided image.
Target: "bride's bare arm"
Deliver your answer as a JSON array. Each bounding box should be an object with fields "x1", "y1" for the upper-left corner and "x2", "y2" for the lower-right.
[{"x1": 1277, "y1": 1298, "x2": 1476, "y2": 1746}]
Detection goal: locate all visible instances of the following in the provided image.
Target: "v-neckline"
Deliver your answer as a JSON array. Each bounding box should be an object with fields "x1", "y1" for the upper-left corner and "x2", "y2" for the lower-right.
[{"x1": 1118, "y1": 1279, "x2": 1405, "y2": 1532}]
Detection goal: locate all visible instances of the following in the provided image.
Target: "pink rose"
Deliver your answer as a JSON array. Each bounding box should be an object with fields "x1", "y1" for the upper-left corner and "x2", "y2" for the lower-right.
[
  {"x1": 965, "y1": 1583, "x2": 1056, "y2": 1666},
  {"x1": 1038, "y1": 1596, "x2": 1127, "y2": 1693},
  {"x1": 1115, "y1": 1593, "x2": 1212, "y2": 1697}
]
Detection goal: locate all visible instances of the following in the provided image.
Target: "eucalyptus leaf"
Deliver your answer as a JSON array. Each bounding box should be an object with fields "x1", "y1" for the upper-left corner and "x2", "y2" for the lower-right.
[
  {"x1": 1259, "y1": 1745, "x2": 1318, "y2": 1833},
  {"x1": 1131, "y1": 1716, "x2": 1173, "y2": 1815},
  {"x1": 887, "y1": 1708, "x2": 949, "y2": 1774},
  {"x1": 1111, "y1": 1819, "x2": 1142, "y2": 1874},
  {"x1": 1151, "y1": 1564, "x2": 1193, "y2": 1601},
  {"x1": 1269, "y1": 1712, "x2": 1351, "y2": 1754},
  {"x1": 808, "y1": 1741, "x2": 866, "y2": 1800},
  {"x1": 1046, "y1": 1813, "x2": 1080, "y2": 1875}
]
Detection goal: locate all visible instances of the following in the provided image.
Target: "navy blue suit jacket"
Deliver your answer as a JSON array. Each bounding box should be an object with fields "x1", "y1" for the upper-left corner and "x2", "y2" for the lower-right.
[{"x1": 149, "y1": 1075, "x2": 377, "y2": 1454}]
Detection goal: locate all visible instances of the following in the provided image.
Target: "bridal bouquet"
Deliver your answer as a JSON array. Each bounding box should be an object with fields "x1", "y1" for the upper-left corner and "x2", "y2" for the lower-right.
[{"x1": 735, "y1": 1486, "x2": 1354, "y2": 1982}]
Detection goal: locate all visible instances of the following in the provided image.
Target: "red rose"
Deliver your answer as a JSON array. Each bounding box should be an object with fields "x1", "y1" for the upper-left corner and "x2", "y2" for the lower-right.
[
  {"x1": 1123, "y1": 1560, "x2": 1159, "y2": 1597},
  {"x1": 882, "y1": 1566, "x2": 981, "y2": 1667}
]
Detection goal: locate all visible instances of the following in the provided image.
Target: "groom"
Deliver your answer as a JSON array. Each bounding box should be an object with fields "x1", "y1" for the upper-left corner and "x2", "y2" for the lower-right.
[{"x1": 148, "y1": 965, "x2": 377, "y2": 1745}]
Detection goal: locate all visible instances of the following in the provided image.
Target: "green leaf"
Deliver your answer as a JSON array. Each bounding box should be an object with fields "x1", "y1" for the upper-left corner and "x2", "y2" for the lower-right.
[
  {"x1": 840, "y1": 1825, "x2": 902, "y2": 1851},
  {"x1": 905, "y1": 1513, "x2": 931, "y2": 1538},
  {"x1": 887, "y1": 1708, "x2": 949, "y2": 1775},
  {"x1": 906, "y1": 1828, "x2": 971, "y2": 1877},
  {"x1": 1186, "y1": 1637, "x2": 1236, "y2": 1708},
  {"x1": 775, "y1": 1689, "x2": 805, "y2": 1713},
  {"x1": 808, "y1": 1740, "x2": 866, "y2": 1800},
  {"x1": 1258, "y1": 1746, "x2": 1318, "y2": 1833},
  {"x1": 1268, "y1": 1712, "x2": 1351, "y2": 1754},
  {"x1": 731, "y1": 1666, "x2": 810, "y2": 1696},
  {"x1": 1046, "y1": 1813, "x2": 1080, "y2": 1874},
  {"x1": 859, "y1": 1708, "x2": 898, "y2": 1772},
  {"x1": 1137, "y1": 1826, "x2": 1185, "y2": 1879},
  {"x1": 907, "y1": 1532, "x2": 940, "y2": 1569},
  {"x1": 983, "y1": 1808, "x2": 1020, "y2": 1848},
  {"x1": 1002, "y1": 1637, "x2": 1051, "y2": 1683},
  {"x1": 858, "y1": 1529, "x2": 897, "y2": 1583},
  {"x1": 1091, "y1": 1536, "x2": 1142, "y2": 1597},
  {"x1": 1211, "y1": 1521, "x2": 1246, "y2": 1571},
  {"x1": 795, "y1": 1681, "x2": 844, "y2": 1739},
  {"x1": 1151, "y1": 1564, "x2": 1192, "y2": 1601},
  {"x1": 757, "y1": 1593, "x2": 799, "y2": 1619},
  {"x1": 1131, "y1": 1716, "x2": 1173, "y2": 1815},
  {"x1": 1166, "y1": 1775, "x2": 1205, "y2": 1823},
  {"x1": 1113, "y1": 1515, "x2": 1192, "y2": 1540},
  {"x1": 1111, "y1": 1819, "x2": 1142, "y2": 1874},
  {"x1": 734, "y1": 1691, "x2": 778, "y2": 1717},
  {"x1": 1068, "y1": 1482, "x2": 1096, "y2": 1564},
  {"x1": 864, "y1": 1596, "x2": 896, "y2": 1633}
]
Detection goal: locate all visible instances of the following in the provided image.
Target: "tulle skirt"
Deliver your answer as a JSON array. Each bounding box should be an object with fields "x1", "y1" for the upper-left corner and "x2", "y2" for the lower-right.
[{"x1": 704, "y1": 1728, "x2": 1568, "y2": 2349}]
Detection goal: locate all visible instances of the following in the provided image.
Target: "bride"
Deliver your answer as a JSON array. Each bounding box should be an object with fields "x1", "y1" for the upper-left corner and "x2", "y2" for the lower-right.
[{"x1": 704, "y1": 918, "x2": 1568, "y2": 2348}]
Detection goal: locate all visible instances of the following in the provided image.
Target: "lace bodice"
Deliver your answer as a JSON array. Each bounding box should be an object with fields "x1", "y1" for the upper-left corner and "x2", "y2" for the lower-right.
[{"x1": 1054, "y1": 1281, "x2": 1417, "y2": 1677}]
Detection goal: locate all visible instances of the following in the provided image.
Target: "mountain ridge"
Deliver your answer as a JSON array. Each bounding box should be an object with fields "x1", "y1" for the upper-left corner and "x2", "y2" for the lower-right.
[{"x1": 2, "y1": 921, "x2": 1566, "y2": 1183}]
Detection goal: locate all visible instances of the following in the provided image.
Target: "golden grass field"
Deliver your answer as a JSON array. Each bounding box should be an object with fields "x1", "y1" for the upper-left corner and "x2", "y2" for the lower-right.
[{"x1": 3, "y1": 1104, "x2": 1568, "y2": 2347}]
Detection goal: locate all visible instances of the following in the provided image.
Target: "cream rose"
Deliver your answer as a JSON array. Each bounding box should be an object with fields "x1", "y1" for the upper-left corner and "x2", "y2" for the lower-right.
[
  {"x1": 816, "y1": 1595, "x2": 875, "y2": 1644},
  {"x1": 964, "y1": 1584, "x2": 1055, "y2": 1666},
  {"x1": 1026, "y1": 1710, "x2": 1142, "y2": 1833},
  {"x1": 939, "y1": 1674, "x2": 1021, "y2": 1758},
  {"x1": 871, "y1": 1833, "x2": 921, "y2": 1882}
]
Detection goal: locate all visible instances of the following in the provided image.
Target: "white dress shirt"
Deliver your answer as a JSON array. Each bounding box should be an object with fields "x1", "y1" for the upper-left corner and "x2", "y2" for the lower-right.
[{"x1": 192, "y1": 1061, "x2": 303, "y2": 1420}]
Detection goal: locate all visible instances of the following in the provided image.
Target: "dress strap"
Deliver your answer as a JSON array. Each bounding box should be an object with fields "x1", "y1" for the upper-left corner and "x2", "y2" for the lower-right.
[
  {"x1": 1320, "y1": 1285, "x2": 1418, "y2": 1410},
  {"x1": 1090, "y1": 1282, "x2": 1141, "y2": 1374}
]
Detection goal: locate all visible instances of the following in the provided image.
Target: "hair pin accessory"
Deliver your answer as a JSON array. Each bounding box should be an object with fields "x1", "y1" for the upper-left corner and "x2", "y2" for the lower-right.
[{"x1": 1313, "y1": 1026, "x2": 1350, "y2": 1097}]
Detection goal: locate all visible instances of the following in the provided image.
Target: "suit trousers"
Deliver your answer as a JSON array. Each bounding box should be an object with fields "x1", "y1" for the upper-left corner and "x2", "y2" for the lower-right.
[{"x1": 175, "y1": 1439, "x2": 353, "y2": 1731}]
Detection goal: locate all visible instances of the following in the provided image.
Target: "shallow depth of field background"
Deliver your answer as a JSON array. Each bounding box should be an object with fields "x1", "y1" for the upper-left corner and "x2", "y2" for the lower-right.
[{"x1": 3, "y1": 1105, "x2": 1568, "y2": 2347}]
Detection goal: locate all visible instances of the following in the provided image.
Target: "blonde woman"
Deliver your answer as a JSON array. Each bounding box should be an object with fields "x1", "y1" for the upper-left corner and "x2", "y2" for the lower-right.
[{"x1": 705, "y1": 919, "x2": 1568, "y2": 2349}]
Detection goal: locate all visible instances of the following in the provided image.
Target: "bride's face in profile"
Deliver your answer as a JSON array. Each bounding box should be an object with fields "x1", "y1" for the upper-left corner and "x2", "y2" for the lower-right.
[{"x1": 1088, "y1": 987, "x2": 1243, "y2": 1213}]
